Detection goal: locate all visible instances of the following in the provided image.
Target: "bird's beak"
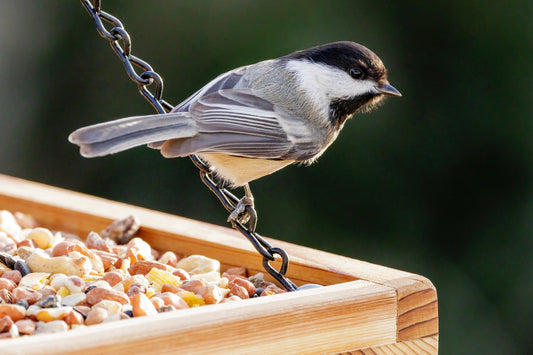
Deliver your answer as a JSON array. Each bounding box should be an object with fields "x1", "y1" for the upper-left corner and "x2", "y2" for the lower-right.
[{"x1": 376, "y1": 82, "x2": 402, "y2": 97}]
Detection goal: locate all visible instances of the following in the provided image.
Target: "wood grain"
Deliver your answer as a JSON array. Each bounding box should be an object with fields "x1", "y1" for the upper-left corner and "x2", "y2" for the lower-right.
[
  {"x1": 0, "y1": 174, "x2": 438, "y2": 353},
  {"x1": 3, "y1": 281, "x2": 397, "y2": 355},
  {"x1": 341, "y1": 335, "x2": 439, "y2": 354}
]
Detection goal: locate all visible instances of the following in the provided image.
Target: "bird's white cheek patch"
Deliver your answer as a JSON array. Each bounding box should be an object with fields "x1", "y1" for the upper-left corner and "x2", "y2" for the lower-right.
[{"x1": 287, "y1": 60, "x2": 377, "y2": 109}]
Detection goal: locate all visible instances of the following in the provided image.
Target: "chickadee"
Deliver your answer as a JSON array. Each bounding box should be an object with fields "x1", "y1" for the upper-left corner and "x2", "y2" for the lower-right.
[{"x1": 69, "y1": 41, "x2": 401, "y2": 229}]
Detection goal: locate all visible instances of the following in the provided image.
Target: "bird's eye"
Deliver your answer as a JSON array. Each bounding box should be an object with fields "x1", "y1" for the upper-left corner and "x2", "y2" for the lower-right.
[{"x1": 349, "y1": 68, "x2": 364, "y2": 79}]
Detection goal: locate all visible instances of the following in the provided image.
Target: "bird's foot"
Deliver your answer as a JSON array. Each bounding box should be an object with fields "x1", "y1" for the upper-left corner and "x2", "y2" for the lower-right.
[{"x1": 227, "y1": 195, "x2": 257, "y2": 232}]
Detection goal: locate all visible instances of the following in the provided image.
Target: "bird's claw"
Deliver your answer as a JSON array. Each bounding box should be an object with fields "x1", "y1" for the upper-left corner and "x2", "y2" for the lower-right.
[{"x1": 227, "y1": 196, "x2": 257, "y2": 232}]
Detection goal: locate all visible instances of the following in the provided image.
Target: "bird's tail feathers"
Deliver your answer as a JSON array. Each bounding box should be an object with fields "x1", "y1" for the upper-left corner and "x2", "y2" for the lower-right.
[{"x1": 68, "y1": 112, "x2": 196, "y2": 157}]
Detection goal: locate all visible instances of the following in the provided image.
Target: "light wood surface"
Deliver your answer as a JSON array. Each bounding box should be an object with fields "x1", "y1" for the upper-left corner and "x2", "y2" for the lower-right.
[
  {"x1": 343, "y1": 335, "x2": 439, "y2": 354},
  {"x1": 0, "y1": 174, "x2": 438, "y2": 354}
]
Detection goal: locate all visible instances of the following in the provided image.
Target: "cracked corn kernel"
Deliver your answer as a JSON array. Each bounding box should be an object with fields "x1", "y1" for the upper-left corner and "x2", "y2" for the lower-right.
[
  {"x1": 19, "y1": 272, "x2": 50, "y2": 290},
  {"x1": 35, "y1": 306, "x2": 73, "y2": 322},
  {"x1": 145, "y1": 268, "x2": 182, "y2": 293},
  {"x1": 177, "y1": 291, "x2": 205, "y2": 307},
  {"x1": 56, "y1": 287, "x2": 70, "y2": 298}
]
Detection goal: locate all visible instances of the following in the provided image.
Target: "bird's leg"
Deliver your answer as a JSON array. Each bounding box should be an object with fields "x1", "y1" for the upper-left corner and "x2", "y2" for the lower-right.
[
  {"x1": 227, "y1": 183, "x2": 258, "y2": 232},
  {"x1": 243, "y1": 183, "x2": 258, "y2": 232}
]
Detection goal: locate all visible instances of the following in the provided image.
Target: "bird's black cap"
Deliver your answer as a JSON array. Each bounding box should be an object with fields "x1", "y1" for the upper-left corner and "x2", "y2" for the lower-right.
[{"x1": 283, "y1": 41, "x2": 388, "y2": 82}]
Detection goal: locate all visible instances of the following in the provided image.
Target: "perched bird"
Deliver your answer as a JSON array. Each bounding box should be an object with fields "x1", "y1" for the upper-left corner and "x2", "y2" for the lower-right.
[{"x1": 69, "y1": 41, "x2": 401, "y2": 230}]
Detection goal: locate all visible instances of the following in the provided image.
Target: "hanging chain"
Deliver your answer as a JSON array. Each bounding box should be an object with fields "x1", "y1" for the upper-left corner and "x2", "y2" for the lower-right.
[{"x1": 80, "y1": 0, "x2": 297, "y2": 291}]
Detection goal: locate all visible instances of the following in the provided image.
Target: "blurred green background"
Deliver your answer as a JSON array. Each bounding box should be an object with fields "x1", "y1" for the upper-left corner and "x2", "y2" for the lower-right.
[{"x1": 1, "y1": 0, "x2": 531, "y2": 353}]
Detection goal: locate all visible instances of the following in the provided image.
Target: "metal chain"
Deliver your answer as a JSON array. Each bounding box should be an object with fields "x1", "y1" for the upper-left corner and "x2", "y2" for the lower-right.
[{"x1": 80, "y1": 0, "x2": 297, "y2": 291}]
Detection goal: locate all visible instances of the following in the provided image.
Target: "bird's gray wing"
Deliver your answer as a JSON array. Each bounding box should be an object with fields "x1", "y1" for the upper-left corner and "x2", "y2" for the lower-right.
[
  {"x1": 160, "y1": 89, "x2": 321, "y2": 161},
  {"x1": 173, "y1": 66, "x2": 251, "y2": 113},
  {"x1": 147, "y1": 66, "x2": 250, "y2": 149}
]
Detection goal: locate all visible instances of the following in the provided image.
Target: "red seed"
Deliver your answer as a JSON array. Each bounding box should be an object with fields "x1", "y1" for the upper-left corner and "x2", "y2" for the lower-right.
[
  {"x1": 2, "y1": 270, "x2": 22, "y2": 284},
  {"x1": 0, "y1": 304, "x2": 26, "y2": 322},
  {"x1": 86, "y1": 287, "x2": 129, "y2": 306},
  {"x1": 15, "y1": 319, "x2": 36, "y2": 335},
  {"x1": 131, "y1": 293, "x2": 157, "y2": 317},
  {"x1": 64, "y1": 310, "x2": 84, "y2": 327},
  {"x1": 0, "y1": 278, "x2": 17, "y2": 292},
  {"x1": 12, "y1": 286, "x2": 43, "y2": 305},
  {"x1": 102, "y1": 271, "x2": 124, "y2": 287},
  {"x1": 230, "y1": 278, "x2": 256, "y2": 296},
  {"x1": 0, "y1": 315, "x2": 14, "y2": 332}
]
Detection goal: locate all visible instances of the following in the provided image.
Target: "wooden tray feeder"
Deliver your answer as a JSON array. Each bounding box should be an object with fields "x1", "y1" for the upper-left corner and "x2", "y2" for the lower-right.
[{"x1": 0, "y1": 174, "x2": 438, "y2": 354}]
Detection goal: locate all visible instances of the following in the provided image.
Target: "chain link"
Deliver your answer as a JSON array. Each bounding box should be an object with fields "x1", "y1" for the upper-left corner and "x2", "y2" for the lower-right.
[
  {"x1": 81, "y1": 0, "x2": 173, "y2": 115},
  {"x1": 80, "y1": 0, "x2": 297, "y2": 291}
]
